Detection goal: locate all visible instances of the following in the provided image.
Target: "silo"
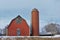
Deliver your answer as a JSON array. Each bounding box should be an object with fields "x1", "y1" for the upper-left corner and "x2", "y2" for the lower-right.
[{"x1": 31, "y1": 8, "x2": 39, "y2": 36}]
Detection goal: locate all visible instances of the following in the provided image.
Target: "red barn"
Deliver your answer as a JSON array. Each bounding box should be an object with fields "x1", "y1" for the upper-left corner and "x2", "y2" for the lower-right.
[{"x1": 7, "y1": 15, "x2": 30, "y2": 36}]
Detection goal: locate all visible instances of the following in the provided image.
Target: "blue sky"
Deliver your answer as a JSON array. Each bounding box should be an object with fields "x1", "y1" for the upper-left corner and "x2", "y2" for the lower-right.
[{"x1": 0, "y1": 0, "x2": 60, "y2": 33}]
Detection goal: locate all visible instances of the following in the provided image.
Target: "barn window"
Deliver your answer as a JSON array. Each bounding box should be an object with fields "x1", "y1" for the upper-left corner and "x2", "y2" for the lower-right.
[
  {"x1": 17, "y1": 28, "x2": 20, "y2": 36},
  {"x1": 16, "y1": 16, "x2": 22, "y2": 24}
]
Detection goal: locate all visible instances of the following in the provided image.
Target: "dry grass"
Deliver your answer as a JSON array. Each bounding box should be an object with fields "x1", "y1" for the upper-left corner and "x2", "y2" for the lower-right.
[{"x1": 39, "y1": 38, "x2": 60, "y2": 40}]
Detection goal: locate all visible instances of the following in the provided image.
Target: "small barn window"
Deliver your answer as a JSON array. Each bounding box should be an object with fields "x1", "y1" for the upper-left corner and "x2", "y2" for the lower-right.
[
  {"x1": 17, "y1": 28, "x2": 20, "y2": 36},
  {"x1": 16, "y1": 16, "x2": 22, "y2": 24}
]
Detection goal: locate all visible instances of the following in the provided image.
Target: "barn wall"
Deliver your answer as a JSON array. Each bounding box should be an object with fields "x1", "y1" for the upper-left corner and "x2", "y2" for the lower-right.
[{"x1": 8, "y1": 18, "x2": 30, "y2": 36}]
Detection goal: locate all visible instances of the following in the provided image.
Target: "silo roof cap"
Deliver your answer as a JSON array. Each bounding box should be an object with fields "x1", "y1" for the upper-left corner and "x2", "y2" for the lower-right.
[{"x1": 32, "y1": 8, "x2": 39, "y2": 13}]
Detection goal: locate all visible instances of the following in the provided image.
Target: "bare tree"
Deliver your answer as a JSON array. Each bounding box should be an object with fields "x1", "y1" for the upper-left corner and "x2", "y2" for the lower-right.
[{"x1": 44, "y1": 23, "x2": 58, "y2": 34}]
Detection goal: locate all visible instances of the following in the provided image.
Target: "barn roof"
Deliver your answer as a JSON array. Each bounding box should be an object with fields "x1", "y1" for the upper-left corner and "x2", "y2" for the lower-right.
[{"x1": 7, "y1": 15, "x2": 24, "y2": 28}]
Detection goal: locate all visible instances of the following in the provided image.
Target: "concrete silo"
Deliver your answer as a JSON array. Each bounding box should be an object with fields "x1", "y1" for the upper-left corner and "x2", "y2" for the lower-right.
[{"x1": 31, "y1": 8, "x2": 39, "y2": 36}]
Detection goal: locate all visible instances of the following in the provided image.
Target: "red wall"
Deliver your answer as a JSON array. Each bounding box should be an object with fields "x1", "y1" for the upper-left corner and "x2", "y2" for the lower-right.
[{"x1": 8, "y1": 19, "x2": 30, "y2": 36}]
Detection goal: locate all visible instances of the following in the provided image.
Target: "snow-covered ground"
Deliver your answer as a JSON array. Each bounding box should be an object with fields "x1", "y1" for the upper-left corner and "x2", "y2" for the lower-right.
[
  {"x1": 0, "y1": 35, "x2": 60, "y2": 38},
  {"x1": 40, "y1": 35, "x2": 60, "y2": 38}
]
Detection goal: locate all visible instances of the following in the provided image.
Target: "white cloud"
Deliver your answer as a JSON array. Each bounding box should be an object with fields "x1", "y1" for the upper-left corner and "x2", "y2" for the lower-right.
[
  {"x1": 0, "y1": 19, "x2": 11, "y2": 29},
  {"x1": 40, "y1": 20, "x2": 48, "y2": 32}
]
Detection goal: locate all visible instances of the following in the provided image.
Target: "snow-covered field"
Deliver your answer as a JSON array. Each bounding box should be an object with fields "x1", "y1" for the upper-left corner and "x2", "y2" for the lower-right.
[
  {"x1": 40, "y1": 35, "x2": 60, "y2": 38},
  {"x1": 0, "y1": 35, "x2": 60, "y2": 38}
]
